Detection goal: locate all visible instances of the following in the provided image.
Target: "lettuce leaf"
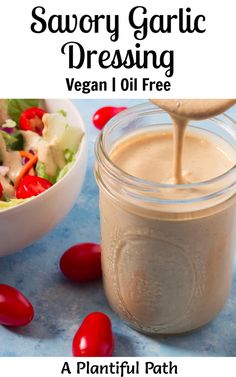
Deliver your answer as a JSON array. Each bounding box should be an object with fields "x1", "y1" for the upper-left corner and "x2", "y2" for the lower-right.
[
  {"x1": 0, "y1": 130, "x2": 23, "y2": 151},
  {"x1": 56, "y1": 161, "x2": 74, "y2": 182},
  {"x1": 57, "y1": 109, "x2": 67, "y2": 117},
  {"x1": 64, "y1": 148, "x2": 75, "y2": 163},
  {"x1": 35, "y1": 161, "x2": 57, "y2": 184},
  {"x1": 36, "y1": 150, "x2": 76, "y2": 183},
  {"x1": 0, "y1": 198, "x2": 27, "y2": 210},
  {"x1": 42, "y1": 113, "x2": 83, "y2": 153},
  {"x1": 8, "y1": 99, "x2": 40, "y2": 123},
  {"x1": 56, "y1": 150, "x2": 76, "y2": 182}
]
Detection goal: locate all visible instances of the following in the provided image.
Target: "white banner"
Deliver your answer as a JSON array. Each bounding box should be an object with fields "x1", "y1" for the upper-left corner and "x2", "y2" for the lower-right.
[
  {"x1": 0, "y1": 357, "x2": 236, "y2": 377},
  {"x1": 0, "y1": 0, "x2": 235, "y2": 97}
]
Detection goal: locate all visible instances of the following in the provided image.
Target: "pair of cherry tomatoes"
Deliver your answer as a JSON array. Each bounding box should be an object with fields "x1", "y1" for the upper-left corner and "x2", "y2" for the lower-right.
[{"x1": 60, "y1": 243, "x2": 114, "y2": 356}]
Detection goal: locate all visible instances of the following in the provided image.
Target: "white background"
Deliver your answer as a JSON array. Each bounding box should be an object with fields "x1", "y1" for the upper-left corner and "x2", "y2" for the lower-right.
[
  {"x1": 0, "y1": 0, "x2": 235, "y2": 97},
  {"x1": 0, "y1": 357, "x2": 236, "y2": 377}
]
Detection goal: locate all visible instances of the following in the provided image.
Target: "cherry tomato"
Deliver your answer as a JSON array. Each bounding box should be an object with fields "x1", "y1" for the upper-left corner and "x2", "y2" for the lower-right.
[
  {"x1": 0, "y1": 182, "x2": 3, "y2": 198},
  {"x1": 19, "y1": 107, "x2": 46, "y2": 136},
  {"x1": 0, "y1": 284, "x2": 34, "y2": 326},
  {"x1": 72, "y1": 312, "x2": 114, "y2": 357},
  {"x1": 60, "y1": 243, "x2": 102, "y2": 283},
  {"x1": 16, "y1": 175, "x2": 53, "y2": 199},
  {"x1": 93, "y1": 106, "x2": 127, "y2": 130}
]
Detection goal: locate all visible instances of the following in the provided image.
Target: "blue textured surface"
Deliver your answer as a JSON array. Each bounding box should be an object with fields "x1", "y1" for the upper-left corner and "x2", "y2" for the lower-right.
[{"x1": 0, "y1": 99, "x2": 236, "y2": 357}]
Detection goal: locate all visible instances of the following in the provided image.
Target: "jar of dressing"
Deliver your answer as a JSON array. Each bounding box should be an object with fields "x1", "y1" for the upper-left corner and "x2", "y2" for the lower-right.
[{"x1": 95, "y1": 102, "x2": 236, "y2": 334}]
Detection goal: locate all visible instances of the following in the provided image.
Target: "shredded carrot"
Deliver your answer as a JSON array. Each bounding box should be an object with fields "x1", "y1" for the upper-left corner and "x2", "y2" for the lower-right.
[
  {"x1": 20, "y1": 151, "x2": 34, "y2": 160},
  {"x1": 29, "y1": 168, "x2": 35, "y2": 176},
  {"x1": 20, "y1": 151, "x2": 36, "y2": 176},
  {"x1": 14, "y1": 154, "x2": 38, "y2": 189}
]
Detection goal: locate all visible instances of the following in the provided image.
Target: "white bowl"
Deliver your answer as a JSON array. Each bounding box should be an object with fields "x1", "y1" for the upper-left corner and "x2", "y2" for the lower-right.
[{"x1": 0, "y1": 99, "x2": 87, "y2": 256}]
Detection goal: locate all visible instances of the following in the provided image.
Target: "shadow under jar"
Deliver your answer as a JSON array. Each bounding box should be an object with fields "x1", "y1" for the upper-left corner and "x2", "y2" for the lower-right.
[{"x1": 95, "y1": 102, "x2": 236, "y2": 334}]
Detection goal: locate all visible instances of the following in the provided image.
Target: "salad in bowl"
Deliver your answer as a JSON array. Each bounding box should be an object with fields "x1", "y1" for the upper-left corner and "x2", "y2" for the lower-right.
[{"x1": 0, "y1": 99, "x2": 84, "y2": 210}]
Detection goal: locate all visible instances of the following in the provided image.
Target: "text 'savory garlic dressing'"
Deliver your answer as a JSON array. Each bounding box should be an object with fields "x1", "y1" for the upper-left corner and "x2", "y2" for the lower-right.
[{"x1": 95, "y1": 100, "x2": 236, "y2": 334}]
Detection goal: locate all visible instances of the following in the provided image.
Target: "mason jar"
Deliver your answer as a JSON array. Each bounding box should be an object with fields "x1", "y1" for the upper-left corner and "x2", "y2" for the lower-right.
[{"x1": 95, "y1": 102, "x2": 236, "y2": 334}]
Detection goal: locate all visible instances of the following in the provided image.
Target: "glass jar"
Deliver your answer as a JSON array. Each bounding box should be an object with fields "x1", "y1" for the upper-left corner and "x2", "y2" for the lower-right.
[{"x1": 95, "y1": 102, "x2": 236, "y2": 334}]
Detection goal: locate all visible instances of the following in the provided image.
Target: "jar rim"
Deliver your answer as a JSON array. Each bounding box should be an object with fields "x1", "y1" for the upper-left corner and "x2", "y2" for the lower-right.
[{"x1": 95, "y1": 102, "x2": 236, "y2": 205}]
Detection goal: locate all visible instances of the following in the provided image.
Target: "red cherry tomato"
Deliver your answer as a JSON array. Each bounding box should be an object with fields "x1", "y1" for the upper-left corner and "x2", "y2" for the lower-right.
[
  {"x1": 0, "y1": 182, "x2": 3, "y2": 198},
  {"x1": 0, "y1": 284, "x2": 34, "y2": 326},
  {"x1": 16, "y1": 175, "x2": 53, "y2": 199},
  {"x1": 19, "y1": 107, "x2": 46, "y2": 136},
  {"x1": 60, "y1": 243, "x2": 102, "y2": 283},
  {"x1": 72, "y1": 312, "x2": 114, "y2": 357},
  {"x1": 93, "y1": 106, "x2": 127, "y2": 130}
]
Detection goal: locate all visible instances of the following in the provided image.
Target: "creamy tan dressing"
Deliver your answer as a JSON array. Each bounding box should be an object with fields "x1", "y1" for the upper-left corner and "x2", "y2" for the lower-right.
[
  {"x1": 0, "y1": 100, "x2": 8, "y2": 124},
  {"x1": 21, "y1": 130, "x2": 42, "y2": 152},
  {"x1": 37, "y1": 140, "x2": 57, "y2": 177},
  {"x1": 0, "y1": 175, "x2": 15, "y2": 198},
  {"x1": 151, "y1": 99, "x2": 236, "y2": 183},
  {"x1": 21, "y1": 130, "x2": 65, "y2": 177},
  {"x1": 111, "y1": 130, "x2": 234, "y2": 184},
  {"x1": 0, "y1": 134, "x2": 22, "y2": 184},
  {"x1": 37, "y1": 140, "x2": 65, "y2": 177}
]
